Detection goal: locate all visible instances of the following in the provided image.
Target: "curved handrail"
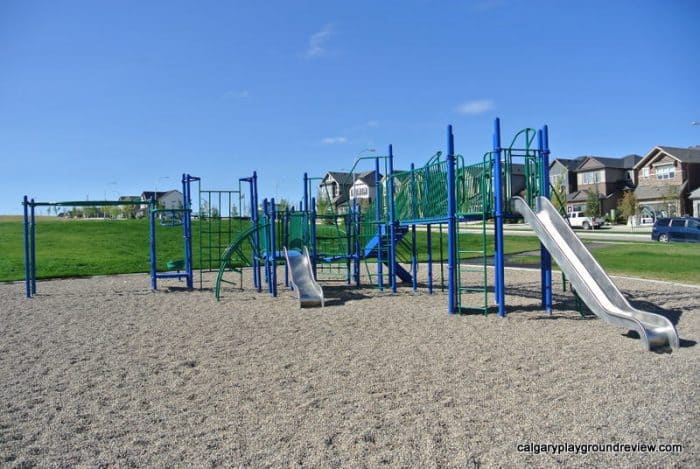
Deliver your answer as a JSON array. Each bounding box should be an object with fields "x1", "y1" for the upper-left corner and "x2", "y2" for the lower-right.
[{"x1": 214, "y1": 221, "x2": 268, "y2": 300}]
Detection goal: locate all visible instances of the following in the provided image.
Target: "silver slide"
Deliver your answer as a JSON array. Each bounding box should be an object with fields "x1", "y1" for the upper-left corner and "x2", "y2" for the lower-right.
[
  {"x1": 513, "y1": 196, "x2": 679, "y2": 351},
  {"x1": 283, "y1": 247, "x2": 324, "y2": 308}
]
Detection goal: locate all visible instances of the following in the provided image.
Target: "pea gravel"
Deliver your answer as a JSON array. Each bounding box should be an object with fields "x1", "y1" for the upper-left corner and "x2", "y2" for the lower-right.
[{"x1": 0, "y1": 267, "x2": 697, "y2": 467}]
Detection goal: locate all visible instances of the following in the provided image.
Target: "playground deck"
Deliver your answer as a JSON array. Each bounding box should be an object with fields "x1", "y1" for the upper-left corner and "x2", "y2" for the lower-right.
[{"x1": 1, "y1": 269, "x2": 697, "y2": 467}]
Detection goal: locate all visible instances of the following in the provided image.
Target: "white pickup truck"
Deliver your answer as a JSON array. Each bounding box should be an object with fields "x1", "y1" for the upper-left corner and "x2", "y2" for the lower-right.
[{"x1": 566, "y1": 211, "x2": 604, "y2": 230}]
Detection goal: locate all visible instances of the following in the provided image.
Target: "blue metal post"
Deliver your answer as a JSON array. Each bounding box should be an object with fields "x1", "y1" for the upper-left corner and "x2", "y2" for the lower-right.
[
  {"x1": 427, "y1": 224, "x2": 433, "y2": 294},
  {"x1": 410, "y1": 164, "x2": 417, "y2": 291},
  {"x1": 23, "y1": 196, "x2": 31, "y2": 298},
  {"x1": 347, "y1": 201, "x2": 354, "y2": 285},
  {"x1": 310, "y1": 196, "x2": 317, "y2": 278},
  {"x1": 182, "y1": 174, "x2": 194, "y2": 289},
  {"x1": 149, "y1": 199, "x2": 157, "y2": 290},
  {"x1": 253, "y1": 171, "x2": 261, "y2": 292},
  {"x1": 30, "y1": 200, "x2": 36, "y2": 294},
  {"x1": 263, "y1": 199, "x2": 271, "y2": 293},
  {"x1": 374, "y1": 156, "x2": 383, "y2": 290},
  {"x1": 493, "y1": 118, "x2": 506, "y2": 317},
  {"x1": 303, "y1": 172, "x2": 309, "y2": 246},
  {"x1": 540, "y1": 126, "x2": 553, "y2": 314},
  {"x1": 446, "y1": 126, "x2": 457, "y2": 313},
  {"x1": 270, "y1": 198, "x2": 277, "y2": 297},
  {"x1": 284, "y1": 207, "x2": 290, "y2": 288},
  {"x1": 411, "y1": 224, "x2": 417, "y2": 291},
  {"x1": 354, "y1": 202, "x2": 361, "y2": 286},
  {"x1": 388, "y1": 144, "x2": 397, "y2": 293}
]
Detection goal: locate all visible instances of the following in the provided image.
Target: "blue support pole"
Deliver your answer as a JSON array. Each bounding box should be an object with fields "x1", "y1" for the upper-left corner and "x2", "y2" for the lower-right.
[
  {"x1": 310, "y1": 196, "x2": 317, "y2": 279},
  {"x1": 427, "y1": 224, "x2": 433, "y2": 294},
  {"x1": 388, "y1": 144, "x2": 397, "y2": 293},
  {"x1": 411, "y1": 224, "x2": 417, "y2": 291},
  {"x1": 354, "y1": 203, "x2": 361, "y2": 287},
  {"x1": 182, "y1": 174, "x2": 195, "y2": 289},
  {"x1": 270, "y1": 198, "x2": 277, "y2": 297},
  {"x1": 493, "y1": 118, "x2": 506, "y2": 317},
  {"x1": 348, "y1": 201, "x2": 355, "y2": 285},
  {"x1": 374, "y1": 156, "x2": 383, "y2": 290},
  {"x1": 410, "y1": 163, "x2": 417, "y2": 291},
  {"x1": 446, "y1": 126, "x2": 457, "y2": 313},
  {"x1": 263, "y1": 199, "x2": 271, "y2": 293},
  {"x1": 253, "y1": 172, "x2": 261, "y2": 292},
  {"x1": 284, "y1": 207, "x2": 290, "y2": 288},
  {"x1": 29, "y1": 200, "x2": 36, "y2": 294},
  {"x1": 149, "y1": 199, "x2": 157, "y2": 290},
  {"x1": 540, "y1": 126, "x2": 553, "y2": 314},
  {"x1": 22, "y1": 196, "x2": 31, "y2": 298},
  {"x1": 303, "y1": 172, "x2": 309, "y2": 247}
]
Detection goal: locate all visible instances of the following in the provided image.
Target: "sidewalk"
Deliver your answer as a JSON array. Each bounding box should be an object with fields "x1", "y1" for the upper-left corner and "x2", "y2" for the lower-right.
[{"x1": 457, "y1": 222, "x2": 653, "y2": 242}]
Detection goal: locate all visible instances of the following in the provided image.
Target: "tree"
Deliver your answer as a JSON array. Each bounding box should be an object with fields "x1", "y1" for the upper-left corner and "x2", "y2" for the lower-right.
[
  {"x1": 276, "y1": 198, "x2": 291, "y2": 212},
  {"x1": 550, "y1": 174, "x2": 568, "y2": 213},
  {"x1": 199, "y1": 200, "x2": 209, "y2": 220},
  {"x1": 617, "y1": 190, "x2": 638, "y2": 223},
  {"x1": 122, "y1": 204, "x2": 137, "y2": 219},
  {"x1": 662, "y1": 185, "x2": 680, "y2": 216},
  {"x1": 316, "y1": 193, "x2": 333, "y2": 215},
  {"x1": 584, "y1": 188, "x2": 601, "y2": 218}
]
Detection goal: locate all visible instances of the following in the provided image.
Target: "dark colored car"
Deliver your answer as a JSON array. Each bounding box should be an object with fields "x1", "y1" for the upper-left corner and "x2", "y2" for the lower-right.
[{"x1": 651, "y1": 217, "x2": 700, "y2": 243}]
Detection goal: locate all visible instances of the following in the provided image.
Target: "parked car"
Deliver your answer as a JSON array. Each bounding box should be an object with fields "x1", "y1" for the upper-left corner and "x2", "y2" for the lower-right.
[
  {"x1": 651, "y1": 217, "x2": 700, "y2": 243},
  {"x1": 566, "y1": 211, "x2": 604, "y2": 230}
]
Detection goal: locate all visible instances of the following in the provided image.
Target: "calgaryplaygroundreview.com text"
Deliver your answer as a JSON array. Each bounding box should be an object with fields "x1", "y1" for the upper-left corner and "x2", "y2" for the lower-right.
[{"x1": 516, "y1": 442, "x2": 683, "y2": 455}]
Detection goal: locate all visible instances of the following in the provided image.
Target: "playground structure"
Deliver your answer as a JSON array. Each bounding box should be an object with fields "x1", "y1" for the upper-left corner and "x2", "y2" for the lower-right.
[
  {"x1": 21, "y1": 118, "x2": 680, "y2": 351},
  {"x1": 22, "y1": 173, "x2": 200, "y2": 297},
  {"x1": 210, "y1": 118, "x2": 678, "y2": 351},
  {"x1": 214, "y1": 119, "x2": 552, "y2": 318}
]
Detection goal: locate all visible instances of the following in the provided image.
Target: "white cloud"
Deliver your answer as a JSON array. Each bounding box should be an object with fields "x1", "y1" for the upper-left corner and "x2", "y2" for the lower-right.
[
  {"x1": 223, "y1": 90, "x2": 250, "y2": 99},
  {"x1": 305, "y1": 24, "x2": 333, "y2": 58},
  {"x1": 322, "y1": 136, "x2": 347, "y2": 144},
  {"x1": 457, "y1": 99, "x2": 495, "y2": 115}
]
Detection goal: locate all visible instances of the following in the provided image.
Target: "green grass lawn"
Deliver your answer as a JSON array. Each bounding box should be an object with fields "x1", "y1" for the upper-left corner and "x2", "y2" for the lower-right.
[
  {"x1": 1, "y1": 218, "x2": 698, "y2": 284},
  {"x1": 508, "y1": 241, "x2": 700, "y2": 284}
]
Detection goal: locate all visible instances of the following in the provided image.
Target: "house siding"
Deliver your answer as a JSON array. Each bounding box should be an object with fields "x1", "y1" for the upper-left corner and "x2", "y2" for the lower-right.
[{"x1": 634, "y1": 147, "x2": 700, "y2": 217}]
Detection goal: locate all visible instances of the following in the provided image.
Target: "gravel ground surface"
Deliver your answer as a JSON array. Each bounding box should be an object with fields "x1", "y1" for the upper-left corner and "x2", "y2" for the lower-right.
[{"x1": 1, "y1": 266, "x2": 698, "y2": 467}]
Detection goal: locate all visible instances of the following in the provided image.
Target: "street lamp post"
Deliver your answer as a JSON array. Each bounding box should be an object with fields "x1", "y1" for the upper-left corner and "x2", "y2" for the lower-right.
[{"x1": 350, "y1": 148, "x2": 376, "y2": 201}]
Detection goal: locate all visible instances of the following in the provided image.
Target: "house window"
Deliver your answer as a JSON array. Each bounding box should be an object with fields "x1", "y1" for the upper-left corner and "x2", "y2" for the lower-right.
[
  {"x1": 656, "y1": 164, "x2": 675, "y2": 180},
  {"x1": 580, "y1": 170, "x2": 602, "y2": 185},
  {"x1": 641, "y1": 167, "x2": 649, "y2": 178}
]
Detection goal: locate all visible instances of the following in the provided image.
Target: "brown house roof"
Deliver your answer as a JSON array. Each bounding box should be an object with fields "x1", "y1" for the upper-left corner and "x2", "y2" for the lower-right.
[{"x1": 635, "y1": 146, "x2": 700, "y2": 169}]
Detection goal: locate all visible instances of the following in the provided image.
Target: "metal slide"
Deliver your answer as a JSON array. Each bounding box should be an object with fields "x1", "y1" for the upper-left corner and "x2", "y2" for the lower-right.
[
  {"x1": 513, "y1": 196, "x2": 679, "y2": 351},
  {"x1": 283, "y1": 247, "x2": 325, "y2": 308}
]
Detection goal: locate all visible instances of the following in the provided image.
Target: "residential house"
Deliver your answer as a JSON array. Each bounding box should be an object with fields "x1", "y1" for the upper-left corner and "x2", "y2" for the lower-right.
[
  {"x1": 549, "y1": 157, "x2": 585, "y2": 198},
  {"x1": 318, "y1": 172, "x2": 355, "y2": 212},
  {"x1": 139, "y1": 190, "x2": 184, "y2": 216},
  {"x1": 633, "y1": 146, "x2": 700, "y2": 217},
  {"x1": 319, "y1": 170, "x2": 384, "y2": 212},
  {"x1": 689, "y1": 187, "x2": 700, "y2": 217},
  {"x1": 349, "y1": 170, "x2": 382, "y2": 203},
  {"x1": 563, "y1": 155, "x2": 641, "y2": 215}
]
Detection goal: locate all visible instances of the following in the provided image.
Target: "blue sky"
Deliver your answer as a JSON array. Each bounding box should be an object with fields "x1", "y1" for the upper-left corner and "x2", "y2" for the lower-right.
[{"x1": 2, "y1": 0, "x2": 699, "y2": 214}]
